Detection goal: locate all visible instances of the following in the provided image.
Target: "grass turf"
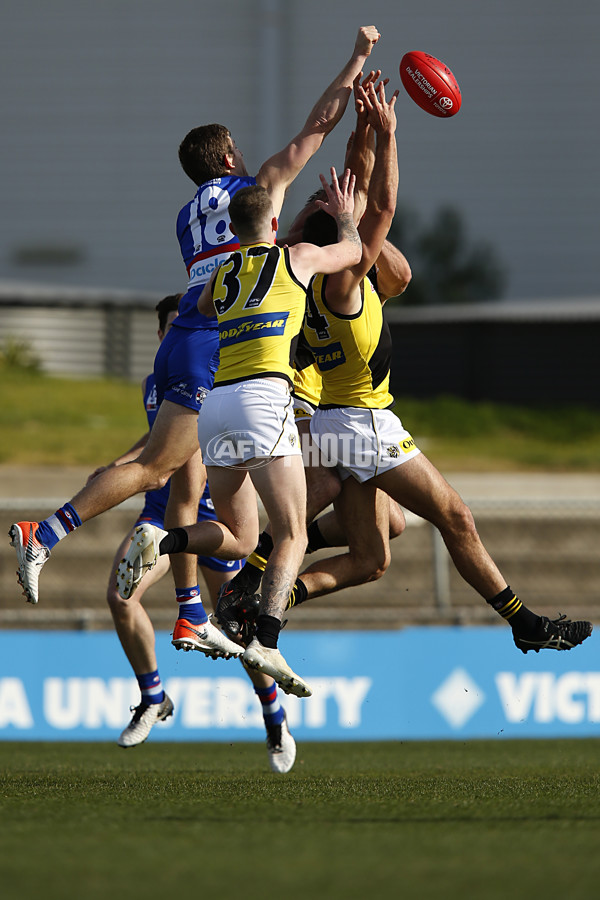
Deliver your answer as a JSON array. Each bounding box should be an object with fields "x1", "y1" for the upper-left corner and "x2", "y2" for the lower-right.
[
  {"x1": 2, "y1": 368, "x2": 600, "y2": 470},
  {"x1": 1, "y1": 740, "x2": 599, "y2": 900}
]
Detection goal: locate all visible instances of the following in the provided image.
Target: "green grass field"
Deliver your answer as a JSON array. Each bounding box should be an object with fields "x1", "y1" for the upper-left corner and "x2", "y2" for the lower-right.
[
  {"x1": 1, "y1": 740, "x2": 600, "y2": 900},
  {"x1": 2, "y1": 368, "x2": 600, "y2": 470}
]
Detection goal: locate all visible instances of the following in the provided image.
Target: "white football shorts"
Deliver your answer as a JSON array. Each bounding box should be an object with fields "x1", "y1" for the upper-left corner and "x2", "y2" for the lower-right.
[
  {"x1": 292, "y1": 394, "x2": 317, "y2": 422},
  {"x1": 198, "y1": 379, "x2": 301, "y2": 467},
  {"x1": 309, "y1": 406, "x2": 421, "y2": 482}
]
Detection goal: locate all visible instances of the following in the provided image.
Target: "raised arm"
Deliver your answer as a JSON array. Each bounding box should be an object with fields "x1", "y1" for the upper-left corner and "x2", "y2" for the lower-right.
[
  {"x1": 256, "y1": 26, "x2": 380, "y2": 217},
  {"x1": 277, "y1": 70, "x2": 382, "y2": 247},
  {"x1": 326, "y1": 78, "x2": 399, "y2": 311},
  {"x1": 373, "y1": 239, "x2": 412, "y2": 302},
  {"x1": 353, "y1": 79, "x2": 399, "y2": 276},
  {"x1": 344, "y1": 71, "x2": 378, "y2": 223},
  {"x1": 290, "y1": 167, "x2": 362, "y2": 282}
]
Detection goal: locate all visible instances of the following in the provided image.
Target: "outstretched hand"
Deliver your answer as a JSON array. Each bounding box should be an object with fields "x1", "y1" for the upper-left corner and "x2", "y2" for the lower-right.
[
  {"x1": 356, "y1": 79, "x2": 399, "y2": 133},
  {"x1": 314, "y1": 166, "x2": 356, "y2": 222},
  {"x1": 353, "y1": 69, "x2": 389, "y2": 118}
]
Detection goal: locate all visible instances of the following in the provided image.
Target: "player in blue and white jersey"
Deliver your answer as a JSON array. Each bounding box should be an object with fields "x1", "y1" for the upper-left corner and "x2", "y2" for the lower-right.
[
  {"x1": 11, "y1": 27, "x2": 383, "y2": 646},
  {"x1": 95, "y1": 294, "x2": 296, "y2": 771}
]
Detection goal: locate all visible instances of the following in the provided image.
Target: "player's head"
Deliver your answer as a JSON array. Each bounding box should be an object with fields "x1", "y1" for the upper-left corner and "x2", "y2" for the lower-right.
[
  {"x1": 155, "y1": 293, "x2": 182, "y2": 340},
  {"x1": 284, "y1": 188, "x2": 327, "y2": 246},
  {"x1": 178, "y1": 124, "x2": 247, "y2": 186},
  {"x1": 302, "y1": 208, "x2": 337, "y2": 247},
  {"x1": 229, "y1": 185, "x2": 277, "y2": 243}
]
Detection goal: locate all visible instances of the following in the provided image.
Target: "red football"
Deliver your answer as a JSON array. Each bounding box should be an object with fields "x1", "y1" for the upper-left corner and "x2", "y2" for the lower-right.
[{"x1": 399, "y1": 51, "x2": 461, "y2": 118}]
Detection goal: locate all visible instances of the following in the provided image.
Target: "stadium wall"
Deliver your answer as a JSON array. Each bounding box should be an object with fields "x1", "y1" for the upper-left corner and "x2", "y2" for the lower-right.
[
  {"x1": 2, "y1": 292, "x2": 600, "y2": 406},
  {"x1": 385, "y1": 299, "x2": 600, "y2": 407}
]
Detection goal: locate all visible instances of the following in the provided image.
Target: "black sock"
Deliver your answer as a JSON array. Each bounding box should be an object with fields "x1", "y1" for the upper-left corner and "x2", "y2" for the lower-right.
[
  {"x1": 158, "y1": 528, "x2": 189, "y2": 555},
  {"x1": 487, "y1": 586, "x2": 539, "y2": 633},
  {"x1": 235, "y1": 531, "x2": 274, "y2": 593},
  {"x1": 256, "y1": 614, "x2": 281, "y2": 649},
  {"x1": 286, "y1": 577, "x2": 308, "y2": 611},
  {"x1": 307, "y1": 520, "x2": 331, "y2": 553},
  {"x1": 255, "y1": 531, "x2": 274, "y2": 559}
]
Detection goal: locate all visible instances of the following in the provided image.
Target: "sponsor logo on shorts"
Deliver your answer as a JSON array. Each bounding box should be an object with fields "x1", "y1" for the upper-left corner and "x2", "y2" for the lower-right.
[
  {"x1": 401, "y1": 436, "x2": 416, "y2": 453},
  {"x1": 219, "y1": 312, "x2": 289, "y2": 346},
  {"x1": 309, "y1": 341, "x2": 346, "y2": 371},
  {"x1": 172, "y1": 382, "x2": 193, "y2": 400},
  {"x1": 294, "y1": 406, "x2": 312, "y2": 420}
]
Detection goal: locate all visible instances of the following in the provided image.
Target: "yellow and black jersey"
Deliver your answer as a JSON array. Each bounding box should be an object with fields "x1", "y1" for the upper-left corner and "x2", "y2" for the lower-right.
[
  {"x1": 212, "y1": 243, "x2": 307, "y2": 387},
  {"x1": 302, "y1": 273, "x2": 394, "y2": 409},
  {"x1": 292, "y1": 331, "x2": 323, "y2": 407}
]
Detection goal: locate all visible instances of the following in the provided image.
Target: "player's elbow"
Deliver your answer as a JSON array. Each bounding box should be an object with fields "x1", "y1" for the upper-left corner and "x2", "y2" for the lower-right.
[
  {"x1": 381, "y1": 260, "x2": 412, "y2": 300},
  {"x1": 395, "y1": 261, "x2": 412, "y2": 295}
]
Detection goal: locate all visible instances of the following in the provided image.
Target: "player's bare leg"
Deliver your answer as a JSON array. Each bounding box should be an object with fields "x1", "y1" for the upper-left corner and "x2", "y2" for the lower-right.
[
  {"x1": 299, "y1": 419, "x2": 343, "y2": 521},
  {"x1": 373, "y1": 453, "x2": 592, "y2": 652},
  {"x1": 374, "y1": 454, "x2": 504, "y2": 598},
  {"x1": 249, "y1": 456, "x2": 308, "y2": 619},
  {"x1": 215, "y1": 418, "x2": 340, "y2": 631},
  {"x1": 165, "y1": 449, "x2": 206, "y2": 593},
  {"x1": 307, "y1": 493, "x2": 405, "y2": 550},
  {"x1": 297, "y1": 478, "x2": 398, "y2": 599},
  {"x1": 108, "y1": 533, "x2": 171, "y2": 676},
  {"x1": 107, "y1": 529, "x2": 174, "y2": 747},
  {"x1": 164, "y1": 449, "x2": 230, "y2": 655},
  {"x1": 72, "y1": 401, "x2": 201, "y2": 521},
  {"x1": 242, "y1": 456, "x2": 312, "y2": 698},
  {"x1": 11, "y1": 401, "x2": 202, "y2": 605}
]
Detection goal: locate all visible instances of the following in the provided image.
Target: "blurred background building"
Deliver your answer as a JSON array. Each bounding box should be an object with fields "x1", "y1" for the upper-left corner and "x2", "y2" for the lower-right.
[
  {"x1": 1, "y1": 1, "x2": 599, "y2": 401},
  {"x1": 1, "y1": 0, "x2": 598, "y2": 300}
]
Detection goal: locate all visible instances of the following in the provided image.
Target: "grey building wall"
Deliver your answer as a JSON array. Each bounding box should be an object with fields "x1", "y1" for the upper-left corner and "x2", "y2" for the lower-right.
[{"x1": 1, "y1": 0, "x2": 598, "y2": 301}]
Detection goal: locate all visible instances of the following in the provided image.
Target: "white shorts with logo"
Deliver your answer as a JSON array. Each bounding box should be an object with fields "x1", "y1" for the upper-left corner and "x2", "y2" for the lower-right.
[
  {"x1": 309, "y1": 406, "x2": 421, "y2": 483},
  {"x1": 198, "y1": 378, "x2": 301, "y2": 466},
  {"x1": 292, "y1": 395, "x2": 317, "y2": 422}
]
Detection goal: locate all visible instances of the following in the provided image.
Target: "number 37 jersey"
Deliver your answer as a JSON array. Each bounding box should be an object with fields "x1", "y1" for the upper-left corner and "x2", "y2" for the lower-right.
[
  {"x1": 212, "y1": 243, "x2": 307, "y2": 387},
  {"x1": 175, "y1": 175, "x2": 257, "y2": 329}
]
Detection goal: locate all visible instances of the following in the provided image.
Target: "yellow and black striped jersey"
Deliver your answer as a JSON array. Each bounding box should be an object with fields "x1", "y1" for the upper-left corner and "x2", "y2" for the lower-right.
[
  {"x1": 302, "y1": 273, "x2": 394, "y2": 409},
  {"x1": 212, "y1": 243, "x2": 307, "y2": 387}
]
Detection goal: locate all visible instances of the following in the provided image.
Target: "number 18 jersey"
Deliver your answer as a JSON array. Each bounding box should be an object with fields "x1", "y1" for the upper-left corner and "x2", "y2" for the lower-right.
[{"x1": 175, "y1": 174, "x2": 256, "y2": 329}]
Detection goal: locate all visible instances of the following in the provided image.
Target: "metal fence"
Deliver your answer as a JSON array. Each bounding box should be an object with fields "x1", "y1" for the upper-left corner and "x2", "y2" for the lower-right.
[
  {"x1": 0, "y1": 286, "x2": 160, "y2": 382},
  {"x1": 0, "y1": 497, "x2": 598, "y2": 631}
]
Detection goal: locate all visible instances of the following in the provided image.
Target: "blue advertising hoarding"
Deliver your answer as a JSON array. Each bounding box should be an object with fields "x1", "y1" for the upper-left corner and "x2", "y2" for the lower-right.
[{"x1": 0, "y1": 628, "x2": 598, "y2": 741}]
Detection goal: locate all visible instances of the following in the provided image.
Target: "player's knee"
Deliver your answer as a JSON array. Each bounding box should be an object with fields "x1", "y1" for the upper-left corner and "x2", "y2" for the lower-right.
[
  {"x1": 352, "y1": 545, "x2": 391, "y2": 584},
  {"x1": 106, "y1": 589, "x2": 130, "y2": 621},
  {"x1": 445, "y1": 500, "x2": 477, "y2": 540},
  {"x1": 370, "y1": 545, "x2": 392, "y2": 581},
  {"x1": 149, "y1": 469, "x2": 172, "y2": 491},
  {"x1": 388, "y1": 504, "x2": 406, "y2": 540},
  {"x1": 237, "y1": 533, "x2": 261, "y2": 558}
]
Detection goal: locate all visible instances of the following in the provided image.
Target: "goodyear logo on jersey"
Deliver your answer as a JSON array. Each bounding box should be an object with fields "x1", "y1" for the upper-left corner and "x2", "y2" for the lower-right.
[
  {"x1": 309, "y1": 342, "x2": 346, "y2": 372},
  {"x1": 219, "y1": 311, "x2": 290, "y2": 347}
]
